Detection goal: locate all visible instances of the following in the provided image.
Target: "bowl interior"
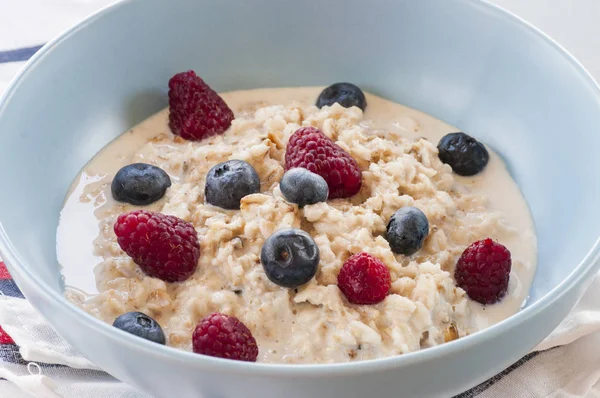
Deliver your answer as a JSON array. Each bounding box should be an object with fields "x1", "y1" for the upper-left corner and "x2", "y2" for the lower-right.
[{"x1": 0, "y1": 0, "x2": 599, "y2": 324}]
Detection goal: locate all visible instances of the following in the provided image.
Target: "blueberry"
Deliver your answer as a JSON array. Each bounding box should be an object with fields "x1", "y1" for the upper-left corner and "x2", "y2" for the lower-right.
[
  {"x1": 437, "y1": 132, "x2": 489, "y2": 176},
  {"x1": 280, "y1": 168, "x2": 329, "y2": 207},
  {"x1": 111, "y1": 163, "x2": 171, "y2": 206},
  {"x1": 112, "y1": 311, "x2": 166, "y2": 344},
  {"x1": 386, "y1": 207, "x2": 429, "y2": 256},
  {"x1": 261, "y1": 229, "x2": 320, "y2": 288},
  {"x1": 205, "y1": 160, "x2": 260, "y2": 210},
  {"x1": 316, "y1": 83, "x2": 367, "y2": 111}
]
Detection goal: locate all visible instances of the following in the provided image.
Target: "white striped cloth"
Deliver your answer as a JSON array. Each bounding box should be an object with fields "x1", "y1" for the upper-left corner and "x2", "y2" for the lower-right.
[{"x1": 1, "y1": 1, "x2": 599, "y2": 397}]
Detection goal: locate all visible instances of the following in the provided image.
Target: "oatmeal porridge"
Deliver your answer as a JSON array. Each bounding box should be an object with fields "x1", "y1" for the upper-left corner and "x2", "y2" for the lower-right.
[{"x1": 57, "y1": 80, "x2": 537, "y2": 364}]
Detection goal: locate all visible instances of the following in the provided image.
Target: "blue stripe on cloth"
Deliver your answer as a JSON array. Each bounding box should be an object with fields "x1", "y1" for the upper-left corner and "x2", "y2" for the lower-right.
[
  {"x1": 0, "y1": 344, "x2": 26, "y2": 365},
  {"x1": 453, "y1": 351, "x2": 543, "y2": 397},
  {"x1": 0, "y1": 45, "x2": 44, "y2": 63},
  {"x1": 0, "y1": 279, "x2": 24, "y2": 298}
]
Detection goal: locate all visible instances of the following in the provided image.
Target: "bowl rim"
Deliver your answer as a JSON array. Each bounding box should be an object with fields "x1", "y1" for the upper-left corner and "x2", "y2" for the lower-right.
[{"x1": 0, "y1": 0, "x2": 599, "y2": 377}]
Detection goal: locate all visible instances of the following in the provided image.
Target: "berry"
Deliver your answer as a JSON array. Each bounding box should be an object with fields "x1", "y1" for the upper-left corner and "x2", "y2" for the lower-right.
[
  {"x1": 168, "y1": 70, "x2": 234, "y2": 141},
  {"x1": 285, "y1": 126, "x2": 362, "y2": 199},
  {"x1": 280, "y1": 168, "x2": 329, "y2": 207},
  {"x1": 205, "y1": 160, "x2": 260, "y2": 210},
  {"x1": 437, "y1": 132, "x2": 489, "y2": 176},
  {"x1": 337, "y1": 252, "x2": 391, "y2": 305},
  {"x1": 316, "y1": 83, "x2": 367, "y2": 111},
  {"x1": 192, "y1": 313, "x2": 258, "y2": 362},
  {"x1": 113, "y1": 312, "x2": 166, "y2": 344},
  {"x1": 114, "y1": 210, "x2": 200, "y2": 282},
  {"x1": 386, "y1": 207, "x2": 430, "y2": 256},
  {"x1": 261, "y1": 229, "x2": 319, "y2": 288},
  {"x1": 455, "y1": 239, "x2": 512, "y2": 305},
  {"x1": 111, "y1": 163, "x2": 172, "y2": 206}
]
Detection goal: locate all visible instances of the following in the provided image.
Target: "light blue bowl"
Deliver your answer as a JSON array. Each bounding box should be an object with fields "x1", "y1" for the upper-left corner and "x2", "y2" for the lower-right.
[{"x1": 0, "y1": 0, "x2": 599, "y2": 397}]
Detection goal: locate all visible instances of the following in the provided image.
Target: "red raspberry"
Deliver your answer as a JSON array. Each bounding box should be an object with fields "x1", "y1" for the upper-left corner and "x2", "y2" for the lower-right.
[
  {"x1": 455, "y1": 238, "x2": 512, "y2": 305},
  {"x1": 337, "y1": 252, "x2": 391, "y2": 305},
  {"x1": 285, "y1": 126, "x2": 362, "y2": 199},
  {"x1": 192, "y1": 313, "x2": 258, "y2": 362},
  {"x1": 168, "y1": 71, "x2": 234, "y2": 141},
  {"x1": 114, "y1": 210, "x2": 200, "y2": 282}
]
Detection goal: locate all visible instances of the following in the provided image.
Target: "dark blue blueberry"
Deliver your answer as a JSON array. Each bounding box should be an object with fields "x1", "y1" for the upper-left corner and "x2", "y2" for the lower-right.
[
  {"x1": 437, "y1": 132, "x2": 489, "y2": 176},
  {"x1": 280, "y1": 168, "x2": 329, "y2": 207},
  {"x1": 112, "y1": 311, "x2": 166, "y2": 344},
  {"x1": 261, "y1": 229, "x2": 320, "y2": 288},
  {"x1": 386, "y1": 207, "x2": 429, "y2": 256},
  {"x1": 316, "y1": 83, "x2": 367, "y2": 111},
  {"x1": 205, "y1": 160, "x2": 260, "y2": 210},
  {"x1": 111, "y1": 163, "x2": 171, "y2": 206}
]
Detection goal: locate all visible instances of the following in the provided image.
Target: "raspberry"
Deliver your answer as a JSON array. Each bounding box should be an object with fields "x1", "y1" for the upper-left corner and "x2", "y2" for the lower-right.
[
  {"x1": 114, "y1": 210, "x2": 200, "y2": 282},
  {"x1": 192, "y1": 313, "x2": 258, "y2": 362},
  {"x1": 168, "y1": 70, "x2": 234, "y2": 141},
  {"x1": 455, "y1": 238, "x2": 512, "y2": 305},
  {"x1": 285, "y1": 126, "x2": 362, "y2": 199},
  {"x1": 337, "y1": 252, "x2": 391, "y2": 305}
]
